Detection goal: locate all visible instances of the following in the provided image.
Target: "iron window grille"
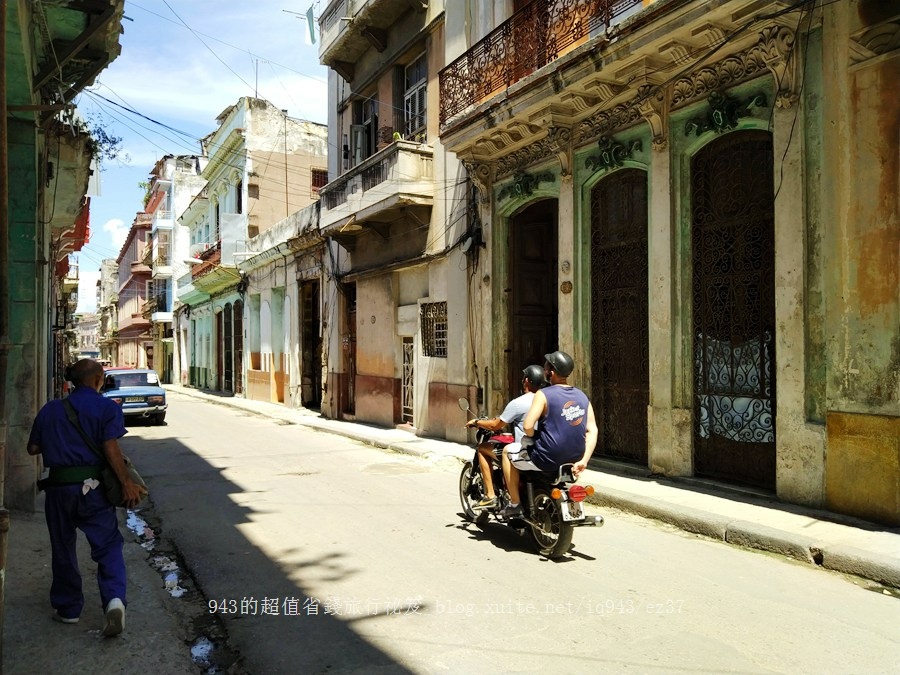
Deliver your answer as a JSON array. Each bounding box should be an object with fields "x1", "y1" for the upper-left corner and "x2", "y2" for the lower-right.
[{"x1": 420, "y1": 301, "x2": 448, "y2": 357}]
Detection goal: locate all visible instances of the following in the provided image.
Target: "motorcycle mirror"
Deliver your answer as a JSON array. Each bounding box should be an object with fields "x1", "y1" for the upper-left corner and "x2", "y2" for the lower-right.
[{"x1": 457, "y1": 397, "x2": 470, "y2": 412}]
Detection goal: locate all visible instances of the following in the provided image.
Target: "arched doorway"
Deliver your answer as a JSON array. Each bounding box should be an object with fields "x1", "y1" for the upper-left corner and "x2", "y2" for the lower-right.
[
  {"x1": 691, "y1": 130, "x2": 776, "y2": 489},
  {"x1": 590, "y1": 168, "x2": 649, "y2": 464},
  {"x1": 508, "y1": 199, "x2": 558, "y2": 399}
]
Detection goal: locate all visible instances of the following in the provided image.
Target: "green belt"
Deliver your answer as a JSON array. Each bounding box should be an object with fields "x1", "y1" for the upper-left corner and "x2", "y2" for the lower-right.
[{"x1": 47, "y1": 465, "x2": 104, "y2": 484}]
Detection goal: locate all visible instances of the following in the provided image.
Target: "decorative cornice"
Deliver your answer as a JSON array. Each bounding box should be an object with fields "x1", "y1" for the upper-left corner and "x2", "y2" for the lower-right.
[
  {"x1": 757, "y1": 24, "x2": 801, "y2": 109},
  {"x1": 547, "y1": 126, "x2": 573, "y2": 177},
  {"x1": 576, "y1": 97, "x2": 643, "y2": 145},
  {"x1": 671, "y1": 46, "x2": 768, "y2": 111},
  {"x1": 463, "y1": 161, "x2": 494, "y2": 203},
  {"x1": 637, "y1": 84, "x2": 670, "y2": 151},
  {"x1": 496, "y1": 136, "x2": 556, "y2": 178}
]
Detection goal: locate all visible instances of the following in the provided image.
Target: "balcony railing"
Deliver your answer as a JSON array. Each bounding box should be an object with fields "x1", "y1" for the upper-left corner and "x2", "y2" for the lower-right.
[
  {"x1": 439, "y1": 0, "x2": 645, "y2": 127},
  {"x1": 318, "y1": 140, "x2": 433, "y2": 231}
]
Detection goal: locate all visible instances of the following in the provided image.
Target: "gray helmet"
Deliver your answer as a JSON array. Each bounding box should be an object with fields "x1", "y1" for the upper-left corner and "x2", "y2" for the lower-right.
[
  {"x1": 522, "y1": 364, "x2": 547, "y2": 390},
  {"x1": 544, "y1": 350, "x2": 574, "y2": 377}
]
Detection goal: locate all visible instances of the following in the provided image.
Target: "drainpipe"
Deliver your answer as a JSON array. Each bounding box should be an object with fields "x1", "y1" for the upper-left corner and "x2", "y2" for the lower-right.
[{"x1": 0, "y1": 0, "x2": 12, "y2": 657}]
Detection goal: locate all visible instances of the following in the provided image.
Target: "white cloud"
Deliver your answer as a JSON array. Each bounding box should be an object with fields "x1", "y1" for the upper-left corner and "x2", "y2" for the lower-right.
[{"x1": 103, "y1": 218, "x2": 129, "y2": 252}]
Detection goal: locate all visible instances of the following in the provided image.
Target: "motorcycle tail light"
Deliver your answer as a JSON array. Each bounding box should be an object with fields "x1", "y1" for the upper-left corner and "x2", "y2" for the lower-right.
[
  {"x1": 568, "y1": 485, "x2": 588, "y2": 502},
  {"x1": 550, "y1": 488, "x2": 562, "y2": 500}
]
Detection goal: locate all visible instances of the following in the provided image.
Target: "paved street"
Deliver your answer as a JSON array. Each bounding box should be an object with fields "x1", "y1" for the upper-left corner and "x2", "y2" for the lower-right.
[{"x1": 122, "y1": 391, "x2": 900, "y2": 674}]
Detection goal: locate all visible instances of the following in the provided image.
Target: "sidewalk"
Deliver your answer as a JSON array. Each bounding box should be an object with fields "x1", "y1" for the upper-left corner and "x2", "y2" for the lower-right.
[{"x1": 167, "y1": 384, "x2": 900, "y2": 589}]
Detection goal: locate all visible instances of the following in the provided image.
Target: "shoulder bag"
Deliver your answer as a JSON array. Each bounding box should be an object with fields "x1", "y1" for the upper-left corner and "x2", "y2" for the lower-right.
[{"x1": 62, "y1": 399, "x2": 147, "y2": 507}]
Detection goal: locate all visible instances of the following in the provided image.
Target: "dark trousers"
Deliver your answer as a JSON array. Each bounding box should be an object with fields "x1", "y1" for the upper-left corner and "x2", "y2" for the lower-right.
[{"x1": 44, "y1": 484, "x2": 126, "y2": 618}]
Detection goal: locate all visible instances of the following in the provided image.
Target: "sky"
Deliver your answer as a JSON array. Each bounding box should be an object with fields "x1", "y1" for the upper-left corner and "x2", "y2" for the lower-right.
[{"x1": 74, "y1": 0, "x2": 328, "y2": 312}]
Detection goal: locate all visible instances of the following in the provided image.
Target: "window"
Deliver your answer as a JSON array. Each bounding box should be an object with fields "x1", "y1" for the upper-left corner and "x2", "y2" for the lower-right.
[
  {"x1": 352, "y1": 98, "x2": 378, "y2": 166},
  {"x1": 311, "y1": 168, "x2": 328, "y2": 197},
  {"x1": 404, "y1": 53, "x2": 427, "y2": 141},
  {"x1": 420, "y1": 301, "x2": 447, "y2": 357}
]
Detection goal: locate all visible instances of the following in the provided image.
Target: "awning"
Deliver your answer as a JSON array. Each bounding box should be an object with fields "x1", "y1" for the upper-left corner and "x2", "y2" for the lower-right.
[{"x1": 72, "y1": 197, "x2": 91, "y2": 251}]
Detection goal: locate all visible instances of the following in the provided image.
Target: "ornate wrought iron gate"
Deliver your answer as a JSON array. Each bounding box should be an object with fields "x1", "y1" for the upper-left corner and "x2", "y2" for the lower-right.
[
  {"x1": 590, "y1": 169, "x2": 649, "y2": 464},
  {"x1": 402, "y1": 337, "x2": 414, "y2": 424},
  {"x1": 223, "y1": 303, "x2": 233, "y2": 392},
  {"x1": 691, "y1": 130, "x2": 776, "y2": 489},
  {"x1": 233, "y1": 300, "x2": 243, "y2": 395}
]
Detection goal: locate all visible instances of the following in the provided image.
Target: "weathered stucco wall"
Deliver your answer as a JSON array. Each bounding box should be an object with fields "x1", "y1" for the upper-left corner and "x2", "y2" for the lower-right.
[
  {"x1": 5, "y1": 119, "x2": 42, "y2": 511},
  {"x1": 821, "y1": 2, "x2": 900, "y2": 524}
]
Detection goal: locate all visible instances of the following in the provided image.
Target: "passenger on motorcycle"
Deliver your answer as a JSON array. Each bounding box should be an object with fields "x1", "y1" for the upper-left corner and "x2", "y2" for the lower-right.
[
  {"x1": 465, "y1": 364, "x2": 547, "y2": 508},
  {"x1": 501, "y1": 350, "x2": 598, "y2": 518}
]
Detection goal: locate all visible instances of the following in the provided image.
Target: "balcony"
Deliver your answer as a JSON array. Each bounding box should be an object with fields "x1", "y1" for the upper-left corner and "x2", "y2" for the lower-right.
[
  {"x1": 439, "y1": 0, "x2": 645, "y2": 129},
  {"x1": 319, "y1": 140, "x2": 433, "y2": 240},
  {"x1": 319, "y1": 0, "x2": 418, "y2": 81},
  {"x1": 153, "y1": 243, "x2": 172, "y2": 278},
  {"x1": 152, "y1": 209, "x2": 174, "y2": 231},
  {"x1": 141, "y1": 296, "x2": 156, "y2": 320}
]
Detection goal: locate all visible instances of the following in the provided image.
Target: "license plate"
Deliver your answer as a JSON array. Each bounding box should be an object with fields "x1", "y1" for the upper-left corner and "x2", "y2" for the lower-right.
[
  {"x1": 561, "y1": 499, "x2": 584, "y2": 522},
  {"x1": 125, "y1": 396, "x2": 144, "y2": 403}
]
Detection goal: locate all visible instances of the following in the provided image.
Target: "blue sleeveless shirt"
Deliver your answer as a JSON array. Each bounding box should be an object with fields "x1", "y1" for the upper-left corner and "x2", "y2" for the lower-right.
[{"x1": 531, "y1": 385, "x2": 589, "y2": 472}]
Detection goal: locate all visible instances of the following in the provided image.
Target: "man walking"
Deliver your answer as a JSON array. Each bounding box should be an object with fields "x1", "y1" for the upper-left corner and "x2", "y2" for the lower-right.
[{"x1": 27, "y1": 358, "x2": 145, "y2": 636}]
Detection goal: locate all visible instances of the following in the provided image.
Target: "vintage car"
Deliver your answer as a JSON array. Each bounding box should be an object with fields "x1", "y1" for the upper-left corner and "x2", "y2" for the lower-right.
[{"x1": 101, "y1": 368, "x2": 167, "y2": 425}]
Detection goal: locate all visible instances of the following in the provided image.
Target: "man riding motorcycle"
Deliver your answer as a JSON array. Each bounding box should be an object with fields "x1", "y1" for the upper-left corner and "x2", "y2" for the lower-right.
[
  {"x1": 466, "y1": 365, "x2": 546, "y2": 508},
  {"x1": 501, "y1": 350, "x2": 598, "y2": 518}
]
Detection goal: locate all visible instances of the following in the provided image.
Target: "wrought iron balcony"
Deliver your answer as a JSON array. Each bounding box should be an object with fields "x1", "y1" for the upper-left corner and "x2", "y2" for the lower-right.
[
  {"x1": 318, "y1": 140, "x2": 433, "y2": 236},
  {"x1": 439, "y1": 0, "x2": 645, "y2": 128}
]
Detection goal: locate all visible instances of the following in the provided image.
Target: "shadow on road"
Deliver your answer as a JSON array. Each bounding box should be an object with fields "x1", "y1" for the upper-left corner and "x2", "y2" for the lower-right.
[{"x1": 123, "y1": 429, "x2": 415, "y2": 674}]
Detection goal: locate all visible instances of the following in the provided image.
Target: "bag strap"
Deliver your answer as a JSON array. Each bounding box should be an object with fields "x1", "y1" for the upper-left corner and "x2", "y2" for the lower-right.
[{"x1": 62, "y1": 399, "x2": 106, "y2": 463}]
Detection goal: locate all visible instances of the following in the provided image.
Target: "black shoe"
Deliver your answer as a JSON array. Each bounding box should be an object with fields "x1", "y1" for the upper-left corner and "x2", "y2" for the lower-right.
[{"x1": 500, "y1": 503, "x2": 523, "y2": 518}]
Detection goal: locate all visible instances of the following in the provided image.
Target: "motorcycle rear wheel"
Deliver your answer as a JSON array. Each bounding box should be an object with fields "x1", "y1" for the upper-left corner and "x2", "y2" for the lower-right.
[
  {"x1": 528, "y1": 487, "x2": 574, "y2": 558},
  {"x1": 459, "y1": 461, "x2": 489, "y2": 526}
]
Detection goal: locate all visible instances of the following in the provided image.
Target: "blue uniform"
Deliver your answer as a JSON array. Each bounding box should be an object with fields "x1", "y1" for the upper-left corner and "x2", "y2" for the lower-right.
[
  {"x1": 530, "y1": 385, "x2": 589, "y2": 472},
  {"x1": 29, "y1": 386, "x2": 128, "y2": 620}
]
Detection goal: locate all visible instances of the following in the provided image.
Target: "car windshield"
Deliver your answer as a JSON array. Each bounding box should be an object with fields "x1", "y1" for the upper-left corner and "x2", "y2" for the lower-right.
[{"x1": 105, "y1": 372, "x2": 159, "y2": 389}]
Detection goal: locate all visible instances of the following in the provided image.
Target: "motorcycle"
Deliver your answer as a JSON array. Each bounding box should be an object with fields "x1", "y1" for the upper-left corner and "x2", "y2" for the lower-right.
[{"x1": 457, "y1": 398, "x2": 603, "y2": 558}]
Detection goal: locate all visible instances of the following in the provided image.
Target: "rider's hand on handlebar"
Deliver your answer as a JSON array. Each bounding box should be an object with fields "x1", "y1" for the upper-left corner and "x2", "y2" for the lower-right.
[{"x1": 466, "y1": 418, "x2": 479, "y2": 428}]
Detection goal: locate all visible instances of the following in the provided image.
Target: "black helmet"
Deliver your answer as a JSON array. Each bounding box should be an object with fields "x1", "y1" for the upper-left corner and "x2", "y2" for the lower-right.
[
  {"x1": 522, "y1": 364, "x2": 547, "y2": 390},
  {"x1": 544, "y1": 350, "x2": 574, "y2": 377}
]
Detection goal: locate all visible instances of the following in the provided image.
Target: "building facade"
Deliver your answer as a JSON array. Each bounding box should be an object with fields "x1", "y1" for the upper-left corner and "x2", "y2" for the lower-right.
[
  {"x1": 96, "y1": 258, "x2": 120, "y2": 365},
  {"x1": 318, "y1": 0, "x2": 474, "y2": 437},
  {"x1": 144, "y1": 154, "x2": 207, "y2": 382},
  {"x1": 115, "y1": 213, "x2": 153, "y2": 369},
  {"x1": 438, "y1": 0, "x2": 899, "y2": 524},
  {"x1": 238, "y1": 203, "x2": 327, "y2": 408},
  {"x1": 175, "y1": 97, "x2": 328, "y2": 396}
]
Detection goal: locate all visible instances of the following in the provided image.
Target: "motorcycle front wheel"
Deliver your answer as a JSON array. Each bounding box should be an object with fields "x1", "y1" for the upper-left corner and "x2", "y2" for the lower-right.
[
  {"x1": 459, "y1": 461, "x2": 489, "y2": 526},
  {"x1": 528, "y1": 487, "x2": 574, "y2": 558}
]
